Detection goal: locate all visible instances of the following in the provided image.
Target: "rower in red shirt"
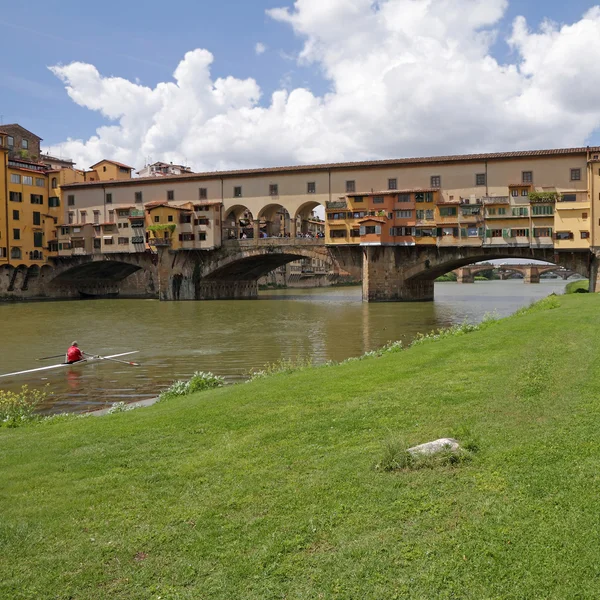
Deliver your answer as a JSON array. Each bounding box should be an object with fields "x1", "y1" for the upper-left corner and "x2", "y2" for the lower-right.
[{"x1": 66, "y1": 341, "x2": 84, "y2": 364}]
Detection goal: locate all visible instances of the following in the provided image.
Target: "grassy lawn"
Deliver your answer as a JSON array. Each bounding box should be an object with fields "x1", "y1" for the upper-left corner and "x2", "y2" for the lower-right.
[
  {"x1": 3, "y1": 294, "x2": 600, "y2": 598},
  {"x1": 565, "y1": 279, "x2": 589, "y2": 294}
]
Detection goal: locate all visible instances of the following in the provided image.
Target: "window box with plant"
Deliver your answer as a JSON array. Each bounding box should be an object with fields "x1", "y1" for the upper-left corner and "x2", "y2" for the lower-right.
[{"x1": 148, "y1": 223, "x2": 176, "y2": 246}]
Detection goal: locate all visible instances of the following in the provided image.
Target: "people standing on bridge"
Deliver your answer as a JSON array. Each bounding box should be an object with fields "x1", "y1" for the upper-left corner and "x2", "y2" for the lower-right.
[{"x1": 65, "y1": 341, "x2": 84, "y2": 364}]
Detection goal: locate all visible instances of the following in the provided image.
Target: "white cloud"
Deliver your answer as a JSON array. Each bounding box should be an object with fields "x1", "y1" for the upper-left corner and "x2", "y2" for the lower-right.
[
  {"x1": 47, "y1": 1, "x2": 600, "y2": 172},
  {"x1": 255, "y1": 42, "x2": 267, "y2": 55}
]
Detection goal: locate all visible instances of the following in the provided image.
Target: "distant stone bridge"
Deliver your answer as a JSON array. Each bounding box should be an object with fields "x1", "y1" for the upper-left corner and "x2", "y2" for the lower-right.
[
  {"x1": 0, "y1": 240, "x2": 596, "y2": 302},
  {"x1": 454, "y1": 263, "x2": 579, "y2": 284}
]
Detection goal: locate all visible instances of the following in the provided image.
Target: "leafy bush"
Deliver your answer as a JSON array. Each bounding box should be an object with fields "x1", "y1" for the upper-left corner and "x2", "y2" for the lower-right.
[
  {"x1": 0, "y1": 386, "x2": 48, "y2": 428},
  {"x1": 159, "y1": 371, "x2": 224, "y2": 402},
  {"x1": 436, "y1": 272, "x2": 457, "y2": 282},
  {"x1": 158, "y1": 380, "x2": 191, "y2": 402},
  {"x1": 107, "y1": 401, "x2": 136, "y2": 414},
  {"x1": 187, "y1": 371, "x2": 225, "y2": 393}
]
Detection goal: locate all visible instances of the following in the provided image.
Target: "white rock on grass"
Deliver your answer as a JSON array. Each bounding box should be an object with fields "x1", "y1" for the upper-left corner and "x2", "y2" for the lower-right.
[{"x1": 407, "y1": 438, "x2": 461, "y2": 456}]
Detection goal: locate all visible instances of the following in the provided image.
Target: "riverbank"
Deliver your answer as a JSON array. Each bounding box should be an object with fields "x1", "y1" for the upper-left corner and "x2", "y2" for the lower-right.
[
  {"x1": 2, "y1": 293, "x2": 600, "y2": 597},
  {"x1": 566, "y1": 279, "x2": 589, "y2": 293}
]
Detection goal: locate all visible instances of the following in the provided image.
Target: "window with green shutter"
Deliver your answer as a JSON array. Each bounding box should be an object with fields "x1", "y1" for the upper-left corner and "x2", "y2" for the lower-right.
[
  {"x1": 439, "y1": 206, "x2": 457, "y2": 216},
  {"x1": 512, "y1": 207, "x2": 528, "y2": 216}
]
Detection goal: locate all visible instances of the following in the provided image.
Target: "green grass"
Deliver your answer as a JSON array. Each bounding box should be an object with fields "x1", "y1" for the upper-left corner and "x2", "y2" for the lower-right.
[
  {"x1": 565, "y1": 279, "x2": 589, "y2": 293},
  {"x1": 3, "y1": 294, "x2": 600, "y2": 598}
]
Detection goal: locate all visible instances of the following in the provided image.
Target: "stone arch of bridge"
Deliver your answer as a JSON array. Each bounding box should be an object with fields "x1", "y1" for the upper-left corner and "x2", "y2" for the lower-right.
[
  {"x1": 223, "y1": 204, "x2": 255, "y2": 240},
  {"x1": 202, "y1": 245, "x2": 330, "y2": 281},
  {"x1": 257, "y1": 203, "x2": 292, "y2": 238},
  {"x1": 403, "y1": 249, "x2": 588, "y2": 283},
  {"x1": 295, "y1": 200, "x2": 323, "y2": 235},
  {"x1": 49, "y1": 256, "x2": 153, "y2": 285}
]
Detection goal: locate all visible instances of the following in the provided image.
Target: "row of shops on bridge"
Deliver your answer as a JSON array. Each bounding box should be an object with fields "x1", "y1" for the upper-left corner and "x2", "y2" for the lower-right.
[{"x1": 324, "y1": 185, "x2": 588, "y2": 251}]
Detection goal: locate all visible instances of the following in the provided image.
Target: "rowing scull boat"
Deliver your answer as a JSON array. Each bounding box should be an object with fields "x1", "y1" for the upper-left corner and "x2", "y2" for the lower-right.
[{"x1": 0, "y1": 352, "x2": 139, "y2": 379}]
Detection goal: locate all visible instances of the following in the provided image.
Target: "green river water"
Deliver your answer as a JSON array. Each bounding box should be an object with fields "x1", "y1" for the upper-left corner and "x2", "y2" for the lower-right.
[{"x1": 0, "y1": 279, "x2": 570, "y2": 414}]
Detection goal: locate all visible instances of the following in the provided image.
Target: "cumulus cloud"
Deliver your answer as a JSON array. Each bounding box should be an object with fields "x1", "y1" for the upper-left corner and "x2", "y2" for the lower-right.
[
  {"x1": 47, "y1": 1, "x2": 600, "y2": 172},
  {"x1": 255, "y1": 42, "x2": 267, "y2": 55}
]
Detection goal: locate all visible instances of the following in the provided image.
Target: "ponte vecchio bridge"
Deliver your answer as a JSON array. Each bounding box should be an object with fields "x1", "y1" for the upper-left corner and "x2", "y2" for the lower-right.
[{"x1": 3, "y1": 145, "x2": 600, "y2": 301}]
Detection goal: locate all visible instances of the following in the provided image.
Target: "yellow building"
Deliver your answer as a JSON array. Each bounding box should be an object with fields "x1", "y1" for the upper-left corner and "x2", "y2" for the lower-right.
[
  {"x1": 5, "y1": 157, "x2": 50, "y2": 266},
  {"x1": 90, "y1": 160, "x2": 134, "y2": 182},
  {"x1": 0, "y1": 143, "x2": 7, "y2": 265},
  {"x1": 146, "y1": 201, "x2": 221, "y2": 251}
]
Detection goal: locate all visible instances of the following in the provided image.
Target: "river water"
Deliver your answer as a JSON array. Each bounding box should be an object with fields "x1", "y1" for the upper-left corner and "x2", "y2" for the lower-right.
[{"x1": 0, "y1": 279, "x2": 569, "y2": 414}]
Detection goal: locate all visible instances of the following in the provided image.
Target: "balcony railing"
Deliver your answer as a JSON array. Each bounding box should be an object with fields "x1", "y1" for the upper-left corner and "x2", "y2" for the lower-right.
[
  {"x1": 326, "y1": 200, "x2": 348, "y2": 209},
  {"x1": 223, "y1": 238, "x2": 325, "y2": 249},
  {"x1": 481, "y1": 196, "x2": 510, "y2": 204},
  {"x1": 148, "y1": 238, "x2": 171, "y2": 247}
]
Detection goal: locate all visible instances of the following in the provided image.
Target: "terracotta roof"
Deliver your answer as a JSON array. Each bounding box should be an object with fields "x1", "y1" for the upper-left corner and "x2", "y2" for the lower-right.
[
  {"x1": 358, "y1": 217, "x2": 387, "y2": 224},
  {"x1": 90, "y1": 159, "x2": 134, "y2": 170},
  {"x1": 8, "y1": 164, "x2": 48, "y2": 174},
  {"x1": 41, "y1": 153, "x2": 74, "y2": 162},
  {"x1": 145, "y1": 202, "x2": 192, "y2": 212},
  {"x1": 62, "y1": 146, "x2": 599, "y2": 190}
]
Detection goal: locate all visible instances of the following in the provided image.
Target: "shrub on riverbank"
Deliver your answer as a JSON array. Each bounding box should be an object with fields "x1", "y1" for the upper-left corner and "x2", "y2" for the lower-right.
[
  {"x1": 435, "y1": 272, "x2": 457, "y2": 282},
  {"x1": 159, "y1": 370, "x2": 224, "y2": 402},
  {"x1": 5, "y1": 294, "x2": 600, "y2": 598},
  {"x1": 0, "y1": 385, "x2": 47, "y2": 427}
]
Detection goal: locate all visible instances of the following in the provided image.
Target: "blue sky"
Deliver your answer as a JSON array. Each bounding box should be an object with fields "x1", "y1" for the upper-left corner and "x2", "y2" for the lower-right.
[
  {"x1": 2, "y1": 0, "x2": 600, "y2": 164},
  {"x1": 1, "y1": 0, "x2": 315, "y2": 146}
]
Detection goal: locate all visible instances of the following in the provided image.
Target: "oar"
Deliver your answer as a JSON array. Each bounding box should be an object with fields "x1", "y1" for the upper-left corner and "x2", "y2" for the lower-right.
[
  {"x1": 37, "y1": 354, "x2": 66, "y2": 361},
  {"x1": 84, "y1": 352, "x2": 140, "y2": 367}
]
